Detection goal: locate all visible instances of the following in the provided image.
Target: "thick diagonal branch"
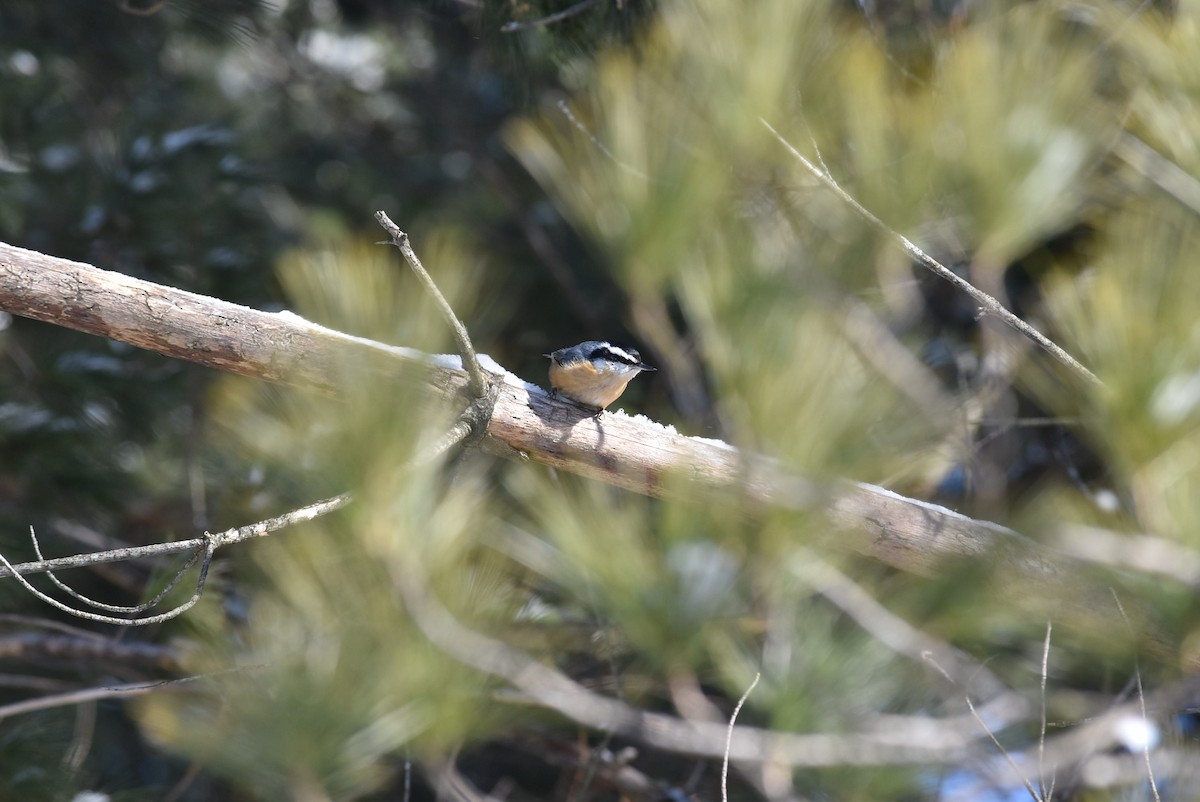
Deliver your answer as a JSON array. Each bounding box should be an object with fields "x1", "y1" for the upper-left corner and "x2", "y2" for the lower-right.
[{"x1": 0, "y1": 240, "x2": 1065, "y2": 582}]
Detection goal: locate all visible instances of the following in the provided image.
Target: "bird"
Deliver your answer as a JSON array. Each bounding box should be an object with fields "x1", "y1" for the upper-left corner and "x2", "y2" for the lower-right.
[{"x1": 545, "y1": 340, "x2": 655, "y2": 412}]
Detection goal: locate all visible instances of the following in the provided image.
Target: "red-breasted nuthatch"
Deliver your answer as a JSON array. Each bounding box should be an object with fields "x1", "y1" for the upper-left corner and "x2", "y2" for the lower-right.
[{"x1": 545, "y1": 341, "x2": 655, "y2": 411}]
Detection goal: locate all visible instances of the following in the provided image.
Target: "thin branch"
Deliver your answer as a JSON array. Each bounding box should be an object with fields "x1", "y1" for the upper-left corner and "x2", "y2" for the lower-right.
[
  {"x1": 64, "y1": 696, "x2": 96, "y2": 771},
  {"x1": 1110, "y1": 589, "x2": 1162, "y2": 802},
  {"x1": 665, "y1": 670, "x2": 803, "y2": 802},
  {"x1": 0, "y1": 674, "x2": 72, "y2": 693},
  {"x1": 8, "y1": 420, "x2": 466, "y2": 623},
  {"x1": 0, "y1": 672, "x2": 213, "y2": 721},
  {"x1": 0, "y1": 633, "x2": 181, "y2": 670},
  {"x1": 501, "y1": 0, "x2": 600, "y2": 32},
  {"x1": 1134, "y1": 665, "x2": 1162, "y2": 802},
  {"x1": 851, "y1": 1, "x2": 925, "y2": 86},
  {"x1": 520, "y1": 732, "x2": 664, "y2": 802},
  {"x1": 0, "y1": 239, "x2": 1135, "y2": 596},
  {"x1": 0, "y1": 533, "x2": 217, "y2": 626},
  {"x1": 791, "y1": 550, "x2": 1015, "y2": 700},
  {"x1": 397, "y1": 564, "x2": 978, "y2": 767},
  {"x1": 1038, "y1": 622, "x2": 1052, "y2": 802},
  {"x1": 165, "y1": 760, "x2": 206, "y2": 802},
  {"x1": 0, "y1": 613, "x2": 111, "y2": 640},
  {"x1": 962, "y1": 692, "x2": 1043, "y2": 802},
  {"x1": 1055, "y1": 525, "x2": 1200, "y2": 586},
  {"x1": 0, "y1": 495, "x2": 353, "y2": 625},
  {"x1": 29, "y1": 526, "x2": 199, "y2": 615},
  {"x1": 557, "y1": 100, "x2": 653, "y2": 180},
  {"x1": 723, "y1": 673, "x2": 761, "y2": 802},
  {"x1": 0, "y1": 494, "x2": 350, "y2": 580},
  {"x1": 374, "y1": 211, "x2": 489, "y2": 399},
  {"x1": 431, "y1": 758, "x2": 503, "y2": 802},
  {"x1": 117, "y1": 0, "x2": 168, "y2": 15},
  {"x1": 761, "y1": 118, "x2": 1102, "y2": 388},
  {"x1": 0, "y1": 241, "x2": 1062, "y2": 579},
  {"x1": 1114, "y1": 133, "x2": 1200, "y2": 216},
  {"x1": 932, "y1": 677, "x2": 1191, "y2": 794},
  {"x1": 838, "y1": 296, "x2": 957, "y2": 424}
]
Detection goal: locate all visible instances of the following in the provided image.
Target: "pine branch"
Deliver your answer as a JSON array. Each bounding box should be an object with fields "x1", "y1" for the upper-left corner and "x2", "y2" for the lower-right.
[{"x1": 0, "y1": 238, "x2": 1069, "y2": 581}]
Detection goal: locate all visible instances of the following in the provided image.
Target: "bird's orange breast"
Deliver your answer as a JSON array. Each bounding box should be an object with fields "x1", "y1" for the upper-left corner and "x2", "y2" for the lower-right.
[{"x1": 549, "y1": 360, "x2": 633, "y2": 410}]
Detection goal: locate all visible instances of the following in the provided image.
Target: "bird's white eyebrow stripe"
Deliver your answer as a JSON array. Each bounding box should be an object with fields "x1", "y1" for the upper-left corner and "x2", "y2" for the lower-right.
[{"x1": 592, "y1": 345, "x2": 640, "y2": 364}]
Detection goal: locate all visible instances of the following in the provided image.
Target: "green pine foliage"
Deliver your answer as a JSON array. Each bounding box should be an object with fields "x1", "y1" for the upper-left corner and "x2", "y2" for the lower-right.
[{"x1": 4, "y1": 0, "x2": 1200, "y2": 799}]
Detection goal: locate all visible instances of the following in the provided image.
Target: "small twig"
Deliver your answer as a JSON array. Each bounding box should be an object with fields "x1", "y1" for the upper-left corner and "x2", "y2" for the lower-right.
[
  {"x1": 422, "y1": 420, "x2": 476, "y2": 462},
  {"x1": 406, "y1": 380, "x2": 501, "y2": 467},
  {"x1": 1038, "y1": 622, "x2": 1053, "y2": 802},
  {"x1": 791, "y1": 550, "x2": 1013, "y2": 699},
  {"x1": 851, "y1": 0, "x2": 925, "y2": 86},
  {"x1": 838, "y1": 296, "x2": 956, "y2": 424},
  {"x1": 432, "y1": 756, "x2": 502, "y2": 802},
  {"x1": 0, "y1": 494, "x2": 350, "y2": 580},
  {"x1": 164, "y1": 759, "x2": 206, "y2": 802},
  {"x1": 0, "y1": 496, "x2": 351, "y2": 626},
  {"x1": 798, "y1": 108, "x2": 834, "y2": 178},
  {"x1": 374, "y1": 211, "x2": 490, "y2": 400},
  {"x1": 980, "y1": 416, "x2": 1082, "y2": 428},
  {"x1": 557, "y1": 100, "x2": 653, "y2": 180},
  {"x1": 1114, "y1": 133, "x2": 1200, "y2": 216},
  {"x1": 923, "y1": 649, "x2": 1042, "y2": 800},
  {"x1": 400, "y1": 564, "x2": 971, "y2": 767},
  {"x1": 30, "y1": 526, "x2": 198, "y2": 615},
  {"x1": 501, "y1": 0, "x2": 600, "y2": 32},
  {"x1": 962, "y1": 692, "x2": 1043, "y2": 802},
  {"x1": 761, "y1": 118, "x2": 1102, "y2": 388},
  {"x1": 1055, "y1": 525, "x2": 1200, "y2": 585},
  {"x1": 722, "y1": 673, "x2": 761, "y2": 802},
  {"x1": 1092, "y1": 0, "x2": 1157, "y2": 55},
  {"x1": 117, "y1": 0, "x2": 168, "y2": 16},
  {"x1": 64, "y1": 695, "x2": 96, "y2": 771},
  {"x1": 0, "y1": 670, "x2": 226, "y2": 721},
  {"x1": 0, "y1": 613, "x2": 110, "y2": 640},
  {"x1": 0, "y1": 533, "x2": 218, "y2": 626},
  {"x1": 0, "y1": 673, "x2": 71, "y2": 692},
  {"x1": 1110, "y1": 589, "x2": 1162, "y2": 802},
  {"x1": 1133, "y1": 678, "x2": 1158, "y2": 802}
]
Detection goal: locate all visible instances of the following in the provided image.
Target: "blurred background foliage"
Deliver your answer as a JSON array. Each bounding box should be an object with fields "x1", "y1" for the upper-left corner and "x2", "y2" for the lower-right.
[{"x1": 4, "y1": 0, "x2": 1200, "y2": 799}]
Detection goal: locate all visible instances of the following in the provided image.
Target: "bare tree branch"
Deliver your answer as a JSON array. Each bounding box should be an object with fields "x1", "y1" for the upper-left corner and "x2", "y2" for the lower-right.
[
  {"x1": 1114, "y1": 133, "x2": 1200, "y2": 216},
  {"x1": 0, "y1": 530, "x2": 217, "y2": 626},
  {"x1": 28, "y1": 525, "x2": 200, "y2": 614},
  {"x1": 722, "y1": 673, "x2": 760, "y2": 802},
  {"x1": 374, "y1": 211, "x2": 490, "y2": 400},
  {"x1": 1054, "y1": 525, "x2": 1200, "y2": 584},
  {"x1": 0, "y1": 232, "x2": 1152, "y2": 649},
  {"x1": 395, "y1": 564, "x2": 987, "y2": 768},
  {"x1": 0, "y1": 495, "x2": 350, "y2": 580},
  {"x1": 501, "y1": 0, "x2": 600, "y2": 32},
  {"x1": 0, "y1": 672, "x2": 225, "y2": 721},
  {"x1": 761, "y1": 118, "x2": 1102, "y2": 388},
  {"x1": 790, "y1": 549, "x2": 1021, "y2": 703},
  {"x1": 0, "y1": 633, "x2": 181, "y2": 671},
  {"x1": 0, "y1": 239, "x2": 1050, "y2": 582}
]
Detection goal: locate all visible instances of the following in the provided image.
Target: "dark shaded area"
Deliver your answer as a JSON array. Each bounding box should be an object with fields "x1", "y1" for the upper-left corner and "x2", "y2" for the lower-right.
[{"x1": 0, "y1": 2, "x2": 658, "y2": 797}]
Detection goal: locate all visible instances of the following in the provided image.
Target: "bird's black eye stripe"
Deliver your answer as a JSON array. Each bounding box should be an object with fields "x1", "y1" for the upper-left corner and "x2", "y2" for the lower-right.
[{"x1": 588, "y1": 345, "x2": 640, "y2": 365}]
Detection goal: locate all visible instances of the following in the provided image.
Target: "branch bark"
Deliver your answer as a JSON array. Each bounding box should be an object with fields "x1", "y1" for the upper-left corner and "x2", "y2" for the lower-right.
[
  {"x1": 0, "y1": 240, "x2": 1045, "y2": 577},
  {"x1": 0, "y1": 495, "x2": 350, "y2": 580}
]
